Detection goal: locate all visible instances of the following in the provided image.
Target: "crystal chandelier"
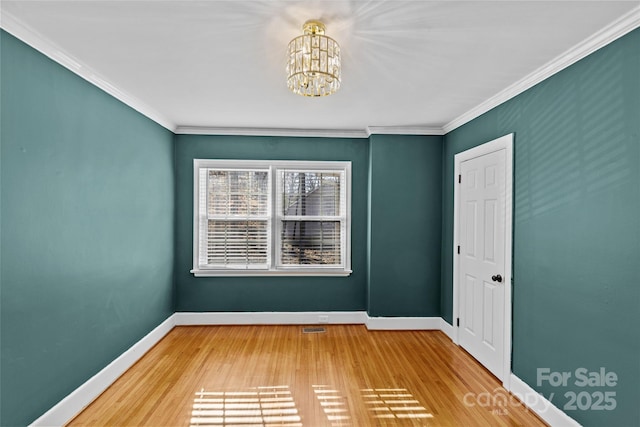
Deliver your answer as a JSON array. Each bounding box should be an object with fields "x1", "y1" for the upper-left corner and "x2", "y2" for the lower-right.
[{"x1": 286, "y1": 20, "x2": 341, "y2": 97}]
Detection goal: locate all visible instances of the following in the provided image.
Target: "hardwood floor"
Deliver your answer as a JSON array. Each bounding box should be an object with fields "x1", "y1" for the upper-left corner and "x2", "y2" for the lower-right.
[{"x1": 68, "y1": 325, "x2": 547, "y2": 426}]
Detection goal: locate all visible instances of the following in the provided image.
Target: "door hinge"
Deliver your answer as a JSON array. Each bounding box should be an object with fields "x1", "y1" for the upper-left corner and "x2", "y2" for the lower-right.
[
  {"x1": 456, "y1": 318, "x2": 460, "y2": 327},
  {"x1": 458, "y1": 174, "x2": 461, "y2": 184},
  {"x1": 457, "y1": 245, "x2": 460, "y2": 254}
]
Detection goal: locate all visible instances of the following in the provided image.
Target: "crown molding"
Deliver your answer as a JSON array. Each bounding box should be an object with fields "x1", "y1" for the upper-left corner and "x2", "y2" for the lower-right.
[
  {"x1": 443, "y1": 5, "x2": 640, "y2": 134},
  {"x1": 1, "y1": 10, "x2": 176, "y2": 132},
  {"x1": 176, "y1": 125, "x2": 444, "y2": 138},
  {"x1": 175, "y1": 126, "x2": 369, "y2": 138},
  {"x1": 367, "y1": 126, "x2": 445, "y2": 136}
]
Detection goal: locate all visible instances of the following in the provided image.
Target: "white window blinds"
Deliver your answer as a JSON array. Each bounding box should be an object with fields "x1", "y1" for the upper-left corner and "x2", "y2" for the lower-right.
[
  {"x1": 197, "y1": 168, "x2": 271, "y2": 269},
  {"x1": 192, "y1": 160, "x2": 351, "y2": 276}
]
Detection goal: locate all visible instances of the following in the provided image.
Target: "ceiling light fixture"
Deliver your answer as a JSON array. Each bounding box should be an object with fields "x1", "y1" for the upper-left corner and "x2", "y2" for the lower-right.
[{"x1": 286, "y1": 20, "x2": 341, "y2": 97}]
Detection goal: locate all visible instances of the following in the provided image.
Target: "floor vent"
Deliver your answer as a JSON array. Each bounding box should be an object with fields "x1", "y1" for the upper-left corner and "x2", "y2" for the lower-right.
[{"x1": 302, "y1": 327, "x2": 326, "y2": 334}]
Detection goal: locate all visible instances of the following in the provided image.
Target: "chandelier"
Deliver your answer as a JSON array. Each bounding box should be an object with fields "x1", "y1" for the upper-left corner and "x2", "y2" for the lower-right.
[{"x1": 286, "y1": 20, "x2": 341, "y2": 97}]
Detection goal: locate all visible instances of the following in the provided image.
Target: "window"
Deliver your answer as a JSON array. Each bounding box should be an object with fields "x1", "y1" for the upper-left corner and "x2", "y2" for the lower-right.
[{"x1": 192, "y1": 159, "x2": 351, "y2": 276}]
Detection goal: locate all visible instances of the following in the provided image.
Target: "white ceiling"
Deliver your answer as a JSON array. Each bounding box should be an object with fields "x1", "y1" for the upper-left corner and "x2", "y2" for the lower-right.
[{"x1": 2, "y1": 1, "x2": 639, "y2": 135}]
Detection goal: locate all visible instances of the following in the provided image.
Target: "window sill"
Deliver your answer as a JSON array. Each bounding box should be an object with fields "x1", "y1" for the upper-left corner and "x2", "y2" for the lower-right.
[{"x1": 190, "y1": 269, "x2": 353, "y2": 277}]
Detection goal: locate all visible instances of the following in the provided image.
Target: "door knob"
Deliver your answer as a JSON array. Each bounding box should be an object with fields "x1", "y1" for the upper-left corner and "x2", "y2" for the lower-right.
[{"x1": 491, "y1": 274, "x2": 503, "y2": 283}]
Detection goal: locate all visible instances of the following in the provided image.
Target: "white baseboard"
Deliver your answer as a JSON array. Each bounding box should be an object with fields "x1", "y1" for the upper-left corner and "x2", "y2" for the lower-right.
[
  {"x1": 174, "y1": 311, "x2": 368, "y2": 326},
  {"x1": 29, "y1": 315, "x2": 176, "y2": 427},
  {"x1": 509, "y1": 374, "x2": 582, "y2": 427},
  {"x1": 175, "y1": 312, "x2": 445, "y2": 331},
  {"x1": 439, "y1": 318, "x2": 454, "y2": 340},
  {"x1": 365, "y1": 316, "x2": 442, "y2": 330}
]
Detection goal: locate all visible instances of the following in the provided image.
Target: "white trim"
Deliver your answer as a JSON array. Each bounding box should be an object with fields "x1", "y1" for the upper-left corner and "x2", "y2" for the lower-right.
[
  {"x1": 175, "y1": 312, "x2": 444, "y2": 330},
  {"x1": 509, "y1": 374, "x2": 582, "y2": 427},
  {"x1": 453, "y1": 133, "x2": 514, "y2": 389},
  {"x1": 366, "y1": 126, "x2": 445, "y2": 136},
  {"x1": 439, "y1": 318, "x2": 455, "y2": 341},
  {"x1": 191, "y1": 159, "x2": 352, "y2": 276},
  {"x1": 190, "y1": 269, "x2": 353, "y2": 277},
  {"x1": 365, "y1": 316, "x2": 442, "y2": 330},
  {"x1": 1, "y1": 10, "x2": 176, "y2": 132},
  {"x1": 174, "y1": 311, "x2": 368, "y2": 326},
  {"x1": 443, "y1": 6, "x2": 640, "y2": 133},
  {"x1": 176, "y1": 126, "x2": 369, "y2": 138},
  {"x1": 29, "y1": 315, "x2": 176, "y2": 427},
  {"x1": 175, "y1": 125, "x2": 444, "y2": 138}
]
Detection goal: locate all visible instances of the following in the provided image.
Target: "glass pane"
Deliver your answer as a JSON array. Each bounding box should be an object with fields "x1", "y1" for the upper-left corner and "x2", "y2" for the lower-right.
[
  {"x1": 280, "y1": 221, "x2": 341, "y2": 265},
  {"x1": 282, "y1": 172, "x2": 341, "y2": 216},
  {"x1": 208, "y1": 170, "x2": 268, "y2": 217},
  {"x1": 250, "y1": 195, "x2": 268, "y2": 216},
  {"x1": 208, "y1": 170, "x2": 229, "y2": 215},
  {"x1": 208, "y1": 220, "x2": 268, "y2": 266}
]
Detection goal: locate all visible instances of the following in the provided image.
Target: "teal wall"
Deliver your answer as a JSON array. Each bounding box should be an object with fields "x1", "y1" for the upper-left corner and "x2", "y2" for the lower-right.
[
  {"x1": 175, "y1": 135, "x2": 442, "y2": 316},
  {"x1": 1, "y1": 31, "x2": 175, "y2": 426},
  {"x1": 174, "y1": 134, "x2": 444, "y2": 315},
  {"x1": 441, "y1": 29, "x2": 639, "y2": 426},
  {"x1": 174, "y1": 134, "x2": 370, "y2": 312},
  {"x1": 368, "y1": 135, "x2": 442, "y2": 316}
]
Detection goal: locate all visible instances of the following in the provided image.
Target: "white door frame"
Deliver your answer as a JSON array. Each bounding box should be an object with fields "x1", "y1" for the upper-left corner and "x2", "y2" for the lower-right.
[{"x1": 452, "y1": 133, "x2": 514, "y2": 390}]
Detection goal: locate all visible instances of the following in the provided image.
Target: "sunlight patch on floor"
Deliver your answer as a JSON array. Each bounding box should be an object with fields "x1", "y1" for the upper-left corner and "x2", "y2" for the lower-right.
[
  {"x1": 313, "y1": 385, "x2": 351, "y2": 426},
  {"x1": 190, "y1": 386, "x2": 302, "y2": 427},
  {"x1": 361, "y1": 388, "x2": 434, "y2": 420}
]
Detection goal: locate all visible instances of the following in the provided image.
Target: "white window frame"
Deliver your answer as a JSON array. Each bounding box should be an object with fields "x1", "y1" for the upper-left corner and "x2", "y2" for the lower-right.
[{"x1": 191, "y1": 159, "x2": 352, "y2": 277}]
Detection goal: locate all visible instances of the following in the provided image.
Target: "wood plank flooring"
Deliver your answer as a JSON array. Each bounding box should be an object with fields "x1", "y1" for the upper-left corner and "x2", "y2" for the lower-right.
[{"x1": 67, "y1": 325, "x2": 547, "y2": 426}]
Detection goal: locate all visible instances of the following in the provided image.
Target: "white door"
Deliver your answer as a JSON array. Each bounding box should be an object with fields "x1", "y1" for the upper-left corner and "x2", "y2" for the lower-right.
[{"x1": 458, "y1": 147, "x2": 507, "y2": 380}]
